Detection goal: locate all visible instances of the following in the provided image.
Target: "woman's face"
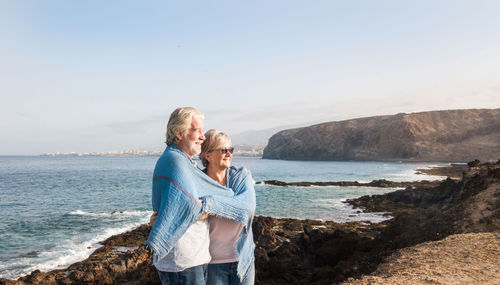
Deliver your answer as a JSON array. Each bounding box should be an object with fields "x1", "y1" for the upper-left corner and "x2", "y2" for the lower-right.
[{"x1": 206, "y1": 145, "x2": 233, "y2": 171}]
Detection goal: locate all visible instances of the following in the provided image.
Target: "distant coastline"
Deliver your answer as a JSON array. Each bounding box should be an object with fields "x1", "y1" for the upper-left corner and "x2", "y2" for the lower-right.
[
  {"x1": 42, "y1": 150, "x2": 163, "y2": 157},
  {"x1": 42, "y1": 144, "x2": 265, "y2": 157}
]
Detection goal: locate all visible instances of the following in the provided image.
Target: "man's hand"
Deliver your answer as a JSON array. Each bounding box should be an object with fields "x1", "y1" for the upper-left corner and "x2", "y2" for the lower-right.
[{"x1": 149, "y1": 211, "x2": 158, "y2": 226}]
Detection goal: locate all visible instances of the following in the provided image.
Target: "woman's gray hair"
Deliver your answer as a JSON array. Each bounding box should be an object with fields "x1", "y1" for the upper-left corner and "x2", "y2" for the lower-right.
[
  {"x1": 165, "y1": 107, "x2": 204, "y2": 146},
  {"x1": 199, "y1": 129, "x2": 232, "y2": 167}
]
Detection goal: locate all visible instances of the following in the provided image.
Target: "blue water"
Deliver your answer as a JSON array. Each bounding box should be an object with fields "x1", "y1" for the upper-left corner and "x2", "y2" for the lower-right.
[{"x1": 0, "y1": 155, "x2": 446, "y2": 279}]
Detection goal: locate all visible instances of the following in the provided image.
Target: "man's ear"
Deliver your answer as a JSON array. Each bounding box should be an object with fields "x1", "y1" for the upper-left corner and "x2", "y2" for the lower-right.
[{"x1": 175, "y1": 130, "x2": 184, "y2": 141}]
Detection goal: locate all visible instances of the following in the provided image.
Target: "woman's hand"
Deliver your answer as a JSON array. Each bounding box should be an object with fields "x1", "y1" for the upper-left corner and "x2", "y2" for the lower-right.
[
  {"x1": 149, "y1": 211, "x2": 158, "y2": 226},
  {"x1": 198, "y1": 198, "x2": 209, "y2": 220},
  {"x1": 150, "y1": 210, "x2": 207, "y2": 225}
]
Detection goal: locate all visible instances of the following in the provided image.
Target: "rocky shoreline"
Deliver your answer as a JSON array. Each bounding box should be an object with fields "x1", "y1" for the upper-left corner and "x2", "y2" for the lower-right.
[
  {"x1": 1, "y1": 162, "x2": 499, "y2": 284},
  {"x1": 257, "y1": 179, "x2": 443, "y2": 188},
  {"x1": 415, "y1": 164, "x2": 467, "y2": 179},
  {"x1": 257, "y1": 163, "x2": 466, "y2": 187}
]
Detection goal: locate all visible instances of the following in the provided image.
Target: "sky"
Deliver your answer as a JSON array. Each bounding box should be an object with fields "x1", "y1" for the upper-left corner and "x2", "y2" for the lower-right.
[{"x1": 1, "y1": 0, "x2": 499, "y2": 155}]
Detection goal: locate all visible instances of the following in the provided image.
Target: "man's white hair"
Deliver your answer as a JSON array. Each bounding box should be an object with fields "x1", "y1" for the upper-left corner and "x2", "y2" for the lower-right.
[{"x1": 165, "y1": 107, "x2": 204, "y2": 146}]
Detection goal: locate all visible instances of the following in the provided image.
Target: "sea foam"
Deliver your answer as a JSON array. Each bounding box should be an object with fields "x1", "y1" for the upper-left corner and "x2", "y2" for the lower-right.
[
  {"x1": 69, "y1": 209, "x2": 150, "y2": 217},
  {"x1": 0, "y1": 213, "x2": 150, "y2": 280}
]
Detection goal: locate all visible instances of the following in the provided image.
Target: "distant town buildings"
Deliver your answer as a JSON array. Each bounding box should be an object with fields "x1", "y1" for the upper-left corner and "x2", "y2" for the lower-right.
[
  {"x1": 43, "y1": 149, "x2": 163, "y2": 157},
  {"x1": 43, "y1": 145, "x2": 264, "y2": 157}
]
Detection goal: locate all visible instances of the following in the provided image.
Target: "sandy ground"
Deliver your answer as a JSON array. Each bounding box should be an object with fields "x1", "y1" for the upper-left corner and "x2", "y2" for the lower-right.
[{"x1": 342, "y1": 232, "x2": 500, "y2": 285}]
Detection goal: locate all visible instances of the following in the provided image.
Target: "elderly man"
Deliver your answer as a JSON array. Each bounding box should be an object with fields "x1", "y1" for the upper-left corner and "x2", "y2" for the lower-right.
[
  {"x1": 147, "y1": 107, "x2": 209, "y2": 284},
  {"x1": 146, "y1": 107, "x2": 254, "y2": 285}
]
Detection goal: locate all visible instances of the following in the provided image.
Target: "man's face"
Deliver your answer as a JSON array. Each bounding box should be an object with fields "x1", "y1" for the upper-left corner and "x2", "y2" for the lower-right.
[{"x1": 177, "y1": 116, "x2": 205, "y2": 158}]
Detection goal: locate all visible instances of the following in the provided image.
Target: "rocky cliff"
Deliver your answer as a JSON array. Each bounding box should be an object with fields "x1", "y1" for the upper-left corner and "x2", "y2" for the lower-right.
[{"x1": 263, "y1": 108, "x2": 500, "y2": 161}]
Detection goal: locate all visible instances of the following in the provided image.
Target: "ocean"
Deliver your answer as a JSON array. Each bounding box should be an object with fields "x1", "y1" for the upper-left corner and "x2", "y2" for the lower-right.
[{"x1": 0, "y1": 155, "x2": 446, "y2": 279}]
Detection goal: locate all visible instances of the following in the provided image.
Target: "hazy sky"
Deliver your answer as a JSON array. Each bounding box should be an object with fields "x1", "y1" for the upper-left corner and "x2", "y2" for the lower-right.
[{"x1": 1, "y1": 1, "x2": 499, "y2": 155}]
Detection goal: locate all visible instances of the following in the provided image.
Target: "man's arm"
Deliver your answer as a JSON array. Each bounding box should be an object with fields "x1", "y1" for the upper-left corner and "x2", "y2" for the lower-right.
[{"x1": 149, "y1": 198, "x2": 208, "y2": 227}]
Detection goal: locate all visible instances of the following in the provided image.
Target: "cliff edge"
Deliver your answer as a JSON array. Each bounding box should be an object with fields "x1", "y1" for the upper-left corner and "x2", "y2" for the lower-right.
[{"x1": 263, "y1": 108, "x2": 500, "y2": 161}]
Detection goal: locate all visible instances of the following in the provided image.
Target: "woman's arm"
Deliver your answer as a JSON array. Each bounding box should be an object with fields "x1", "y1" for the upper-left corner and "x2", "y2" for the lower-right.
[
  {"x1": 149, "y1": 211, "x2": 158, "y2": 226},
  {"x1": 201, "y1": 167, "x2": 256, "y2": 225}
]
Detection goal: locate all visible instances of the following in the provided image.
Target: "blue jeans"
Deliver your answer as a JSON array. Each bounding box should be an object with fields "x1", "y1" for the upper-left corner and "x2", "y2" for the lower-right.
[
  {"x1": 158, "y1": 264, "x2": 208, "y2": 285},
  {"x1": 207, "y1": 262, "x2": 255, "y2": 285}
]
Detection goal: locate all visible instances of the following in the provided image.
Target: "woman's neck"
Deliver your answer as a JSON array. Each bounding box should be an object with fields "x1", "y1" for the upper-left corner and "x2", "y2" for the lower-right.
[{"x1": 206, "y1": 166, "x2": 227, "y2": 186}]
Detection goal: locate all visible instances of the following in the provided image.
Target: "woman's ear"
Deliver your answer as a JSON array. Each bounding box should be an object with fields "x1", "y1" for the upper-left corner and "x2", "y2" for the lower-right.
[{"x1": 204, "y1": 151, "x2": 213, "y2": 163}]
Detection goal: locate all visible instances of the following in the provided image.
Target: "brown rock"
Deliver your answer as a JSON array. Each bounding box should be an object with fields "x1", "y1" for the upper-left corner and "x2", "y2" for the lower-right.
[
  {"x1": 263, "y1": 108, "x2": 500, "y2": 162},
  {"x1": 468, "y1": 159, "x2": 481, "y2": 167}
]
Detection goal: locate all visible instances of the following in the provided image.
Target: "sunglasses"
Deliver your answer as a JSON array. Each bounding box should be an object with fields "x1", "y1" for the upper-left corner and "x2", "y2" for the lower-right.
[{"x1": 215, "y1": 147, "x2": 234, "y2": 154}]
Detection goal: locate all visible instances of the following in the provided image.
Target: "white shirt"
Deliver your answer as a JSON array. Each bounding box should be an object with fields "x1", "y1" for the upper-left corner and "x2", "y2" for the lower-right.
[
  {"x1": 153, "y1": 158, "x2": 212, "y2": 272},
  {"x1": 153, "y1": 219, "x2": 211, "y2": 272}
]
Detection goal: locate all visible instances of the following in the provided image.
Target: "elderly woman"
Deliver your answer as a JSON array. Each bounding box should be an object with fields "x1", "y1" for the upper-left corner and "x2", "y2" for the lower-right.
[{"x1": 199, "y1": 129, "x2": 256, "y2": 285}]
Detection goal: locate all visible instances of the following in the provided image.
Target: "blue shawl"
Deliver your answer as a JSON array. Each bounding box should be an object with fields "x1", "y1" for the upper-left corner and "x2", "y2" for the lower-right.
[
  {"x1": 146, "y1": 145, "x2": 255, "y2": 266},
  {"x1": 203, "y1": 165, "x2": 257, "y2": 280}
]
